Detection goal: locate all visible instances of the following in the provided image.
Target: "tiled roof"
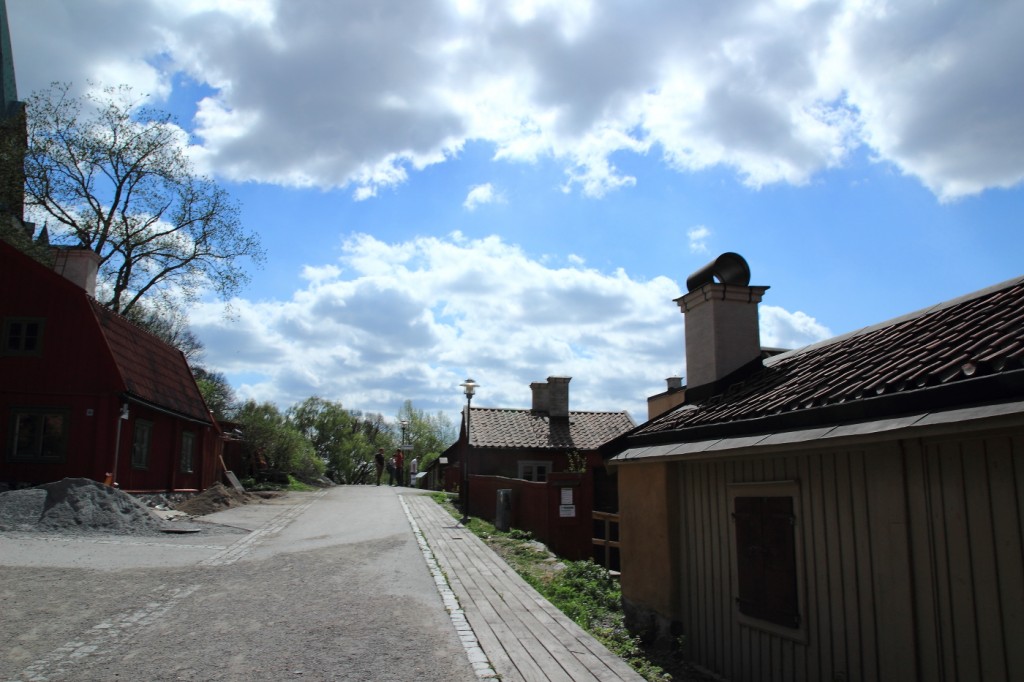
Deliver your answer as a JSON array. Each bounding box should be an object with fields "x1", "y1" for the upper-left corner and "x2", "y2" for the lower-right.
[
  {"x1": 90, "y1": 301, "x2": 212, "y2": 424},
  {"x1": 636, "y1": 277, "x2": 1024, "y2": 437},
  {"x1": 470, "y1": 407, "x2": 635, "y2": 450}
]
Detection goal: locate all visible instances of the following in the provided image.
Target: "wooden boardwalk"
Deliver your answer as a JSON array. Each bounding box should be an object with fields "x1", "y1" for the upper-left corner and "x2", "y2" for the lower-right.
[{"x1": 404, "y1": 494, "x2": 644, "y2": 682}]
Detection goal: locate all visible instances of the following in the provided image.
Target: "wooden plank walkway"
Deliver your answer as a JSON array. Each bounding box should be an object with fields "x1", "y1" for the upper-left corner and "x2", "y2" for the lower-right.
[{"x1": 404, "y1": 494, "x2": 644, "y2": 682}]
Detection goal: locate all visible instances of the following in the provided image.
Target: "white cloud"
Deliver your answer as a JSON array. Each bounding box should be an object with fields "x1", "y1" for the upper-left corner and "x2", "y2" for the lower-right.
[
  {"x1": 463, "y1": 183, "x2": 505, "y2": 211},
  {"x1": 759, "y1": 305, "x2": 832, "y2": 350},
  {"x1": 10, "y1": 0, "x2": 1022, "y2": 201},
  {"x1": 188, "y1": 232, "x2": 831, "y2": 423},
  {"x1": 687, "y1": 225, "x2": 711, "y2": 254}
]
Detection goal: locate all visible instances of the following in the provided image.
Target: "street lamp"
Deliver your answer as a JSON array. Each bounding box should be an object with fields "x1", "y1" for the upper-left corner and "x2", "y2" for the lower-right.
[
  {"x1": 400, "y1": 418, "x2": 409, "y2": 486},
  {"x1": 459, "y1": 378, "x2": 478, "y2": 524}
]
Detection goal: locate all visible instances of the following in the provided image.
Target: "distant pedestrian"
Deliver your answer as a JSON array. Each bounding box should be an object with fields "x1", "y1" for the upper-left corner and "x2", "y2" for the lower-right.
[
  {"x1": 394, "y1": 449, "x2": 405, "y2": 487},
  {"x1": 374, "y1": 448, "x2": 385, "y2": 486},
  {"x1": 386, "y1": 456, "x2": 396, "y2": 486},
  {"x1": 409, "y1": 457, "x2": 419, "y2": 488}
]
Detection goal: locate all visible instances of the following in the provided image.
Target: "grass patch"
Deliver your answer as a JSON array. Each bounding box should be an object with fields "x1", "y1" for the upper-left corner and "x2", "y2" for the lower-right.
[
  {"x1": 429, "y1": 495, "x2": 675, "y2": 681},
  {"x1": 286, "y1": 475, "x2": 315, "y2": 491}
]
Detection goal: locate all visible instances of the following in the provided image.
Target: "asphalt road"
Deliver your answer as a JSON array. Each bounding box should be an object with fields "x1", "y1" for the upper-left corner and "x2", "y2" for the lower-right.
[{"x1": 0, "y1": 486, "x2": 478, "y2": 682}]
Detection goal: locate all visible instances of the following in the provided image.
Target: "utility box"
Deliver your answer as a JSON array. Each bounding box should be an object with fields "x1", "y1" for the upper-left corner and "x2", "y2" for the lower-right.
[{"x1": 495, "y1": 489, "x2": 512, "y2": 531}]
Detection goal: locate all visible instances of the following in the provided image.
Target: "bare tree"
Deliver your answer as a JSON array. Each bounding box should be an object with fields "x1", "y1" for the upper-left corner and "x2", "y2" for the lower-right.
[{"x1": 23, "y1": 82, "x2": 264, "y2": 315}]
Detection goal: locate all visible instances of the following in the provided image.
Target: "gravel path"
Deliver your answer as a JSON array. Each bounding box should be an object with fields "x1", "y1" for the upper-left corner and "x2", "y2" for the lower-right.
[{"x1": 0, "y1": 486, "x2": 477, "y2": 681}]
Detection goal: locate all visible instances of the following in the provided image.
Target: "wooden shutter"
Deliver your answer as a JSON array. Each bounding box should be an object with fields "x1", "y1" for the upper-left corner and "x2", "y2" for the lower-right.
[{"x1": 734, "y1": 496, "x2": 800, "y2": 628}]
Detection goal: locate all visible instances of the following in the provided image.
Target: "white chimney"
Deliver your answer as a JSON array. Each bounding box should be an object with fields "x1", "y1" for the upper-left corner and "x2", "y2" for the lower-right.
[
  {"x1": 677, "y1": 253, "x2": 768, "y2": 389},
  {"x1": 52, "y1": 247, "x2": 100, "y2": 297}
]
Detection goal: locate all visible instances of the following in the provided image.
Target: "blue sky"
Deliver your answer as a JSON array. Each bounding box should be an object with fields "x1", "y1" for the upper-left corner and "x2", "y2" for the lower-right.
[{"x1": 9, "y1": 0, "x2": 1023, "y2": 423}]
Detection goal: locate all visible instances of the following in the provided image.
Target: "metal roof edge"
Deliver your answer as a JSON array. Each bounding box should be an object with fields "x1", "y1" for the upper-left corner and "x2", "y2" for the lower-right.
[{"x1": 610, "y1": 399, "x2": 1024, "y2": 465}]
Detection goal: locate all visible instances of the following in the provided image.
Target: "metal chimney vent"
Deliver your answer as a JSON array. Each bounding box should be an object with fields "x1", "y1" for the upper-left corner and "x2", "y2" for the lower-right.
[{"x1": 686, "y1": 252, "x2": 751, "y2": 292}]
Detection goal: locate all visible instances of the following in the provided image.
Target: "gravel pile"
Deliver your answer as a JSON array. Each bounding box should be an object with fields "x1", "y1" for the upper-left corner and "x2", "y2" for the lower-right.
[
  {"x1": 0, "y1": 478, "x2": 170, "y2": 535},
  {"x1": 173, "y1": 481, "x2": 254, "y2": 516}
]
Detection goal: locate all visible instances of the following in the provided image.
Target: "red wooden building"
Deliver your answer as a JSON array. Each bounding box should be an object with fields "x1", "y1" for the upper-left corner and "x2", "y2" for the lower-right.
[{"x1": 1, "y1": 241, "x2": 220, "y2": 492}]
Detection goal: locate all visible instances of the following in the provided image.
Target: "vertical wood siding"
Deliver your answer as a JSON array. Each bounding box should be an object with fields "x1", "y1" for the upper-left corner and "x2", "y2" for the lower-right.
[{"x1": 675, "y1": 430, "x2": 1024, "y2": 682}]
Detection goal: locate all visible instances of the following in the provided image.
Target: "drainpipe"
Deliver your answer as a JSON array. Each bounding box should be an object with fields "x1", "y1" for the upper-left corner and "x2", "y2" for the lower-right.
[{"x1": 111, "y1": 401, "x2": 130, "y2": 485}]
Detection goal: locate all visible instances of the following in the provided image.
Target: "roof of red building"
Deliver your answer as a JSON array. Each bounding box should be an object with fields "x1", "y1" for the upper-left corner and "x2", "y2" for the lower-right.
[
  {"x1": 469, "y1": 407, "x2": 635, "y2": 450},
  {"x1": 633, "y1": 275, "x2": 1024, "y2": 440},
  {"x1": 90, "y1": 300, "x2": 212, "y2": 424}
]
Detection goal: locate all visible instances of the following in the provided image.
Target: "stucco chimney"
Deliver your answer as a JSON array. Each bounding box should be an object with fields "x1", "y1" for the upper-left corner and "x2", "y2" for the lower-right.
[
  {"x1": 52, "y1": 247, "x2": 101, "y2": 297},
  {"x1": 677, "y1": 253, "x2": 768, "y2": 389}
]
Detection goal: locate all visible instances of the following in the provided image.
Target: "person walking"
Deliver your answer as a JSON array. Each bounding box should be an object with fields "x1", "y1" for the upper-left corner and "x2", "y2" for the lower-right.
[
  {"x1": 386, "y1": 455, "x2": 396, "y2": 486},
  {"x1": 374, "y1": 448, "x2": 385, "y2": 486},
  {"x1": 394, "y1": 448, "x2": 405, "y2": 487}
]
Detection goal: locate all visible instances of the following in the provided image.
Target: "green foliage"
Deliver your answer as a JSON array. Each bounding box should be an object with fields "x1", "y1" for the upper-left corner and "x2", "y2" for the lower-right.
[
  {"x1": 286, "y1": 475, "x2": 315, "y2": 491},
  {"x1": 288, "y1": 396, "x2": 391, "y2": 483},
  {"x1": 566, "y1": 449, "x2": 587, "y2": 473},
  {"x1": 193, "y1": 367, "x2": 237, "y2": 421},
  {"x1": 234, "y1": 400, "x2": 323, "y2": 480},
  {"x1": 395, "y1": 399, "x2": 457, "y2": 470}
]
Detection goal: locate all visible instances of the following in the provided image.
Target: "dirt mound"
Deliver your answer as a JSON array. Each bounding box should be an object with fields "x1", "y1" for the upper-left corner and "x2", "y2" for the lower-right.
[
  {"x1": 174, "y1": 481, "x2": 253, "y2": 516},
  {"x1": 0, "y1": 478, "x2": 169, "y2": 534}
]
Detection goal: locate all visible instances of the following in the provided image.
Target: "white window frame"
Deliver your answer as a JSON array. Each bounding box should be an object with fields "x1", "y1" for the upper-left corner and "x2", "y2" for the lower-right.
[{"x1": 518, "y1": 460, "x2": 552, "y2": 482}]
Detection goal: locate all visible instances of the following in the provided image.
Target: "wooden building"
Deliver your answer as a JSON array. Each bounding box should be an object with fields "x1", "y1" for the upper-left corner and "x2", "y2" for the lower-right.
[
  {"x1": 454, "y1": 376, "x2": 634, "y2": 559},
  {"x1": 609, "y1": 253, "x2": 1024, "y2": 681},
  {"x1": 1, "y1": 241, "x2": 220, "y2": 492}
]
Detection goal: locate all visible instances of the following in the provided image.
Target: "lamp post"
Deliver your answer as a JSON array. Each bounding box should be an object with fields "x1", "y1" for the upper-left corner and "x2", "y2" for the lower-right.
[
  {"x1": 459, "y1": 378, "x2": 478, "y2": 524},
  {"x1": 400, "y1": 418, "x2": 409, "y2": 486}
]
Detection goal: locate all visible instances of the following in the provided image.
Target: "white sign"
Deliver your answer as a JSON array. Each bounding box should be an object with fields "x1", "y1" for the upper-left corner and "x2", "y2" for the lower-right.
[
  {"x1": 559, "y1": 504, "x2": 576, "y2": 518},
  {"x1": 560, "y1": 488, "x2": 573, "y2": 505}
]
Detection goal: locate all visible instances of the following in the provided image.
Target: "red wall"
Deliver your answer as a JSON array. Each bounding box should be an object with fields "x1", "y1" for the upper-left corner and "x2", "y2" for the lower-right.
[
  {"x1": 1, "y1": 246, "x2": 215, "y2": 491},
  {"x1": 468, "y1": 471, "x2": 594, "y2": 561}
]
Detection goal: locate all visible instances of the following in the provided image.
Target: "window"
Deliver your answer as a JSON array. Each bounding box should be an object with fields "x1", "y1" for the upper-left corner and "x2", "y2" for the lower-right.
[
  {"x1": 132, "y1": 420, "x2": 153, "y2": 469},
  {"x1": 729, "y1": 481, "x2": 804, "y2": 636},
  {"x1": 8, "y1": 408, "x2": 69, "y2": 461},
  {"x1": 3, "y1": 318, "x2": 44, "y2": 356},
  {"x1": 518, "y1": 460, "x2": 551, "y2": 482},
  {"x1": 180, "y1": 431, "x2": 195, "y2": 473}
]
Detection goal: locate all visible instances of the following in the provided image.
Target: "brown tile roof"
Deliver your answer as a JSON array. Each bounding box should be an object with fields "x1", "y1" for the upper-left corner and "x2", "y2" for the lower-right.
[
  {"x1": 636, "y1": 276, "x2": 1024, "y2": 438},
  {"x1": 469, "y1": 407, "x2": 635, "y2": 450},
  {"x1": 90, "y1": 301, "x2": 212, "y2": 424}
]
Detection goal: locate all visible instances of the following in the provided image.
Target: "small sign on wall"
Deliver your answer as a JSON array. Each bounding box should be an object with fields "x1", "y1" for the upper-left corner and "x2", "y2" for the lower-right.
[
  {"x1": 560, "y1": 487, "x2": 573, "y2": 505},
  {"x1": 559, "y1": 504, "x2": 576, "y2": 518}
]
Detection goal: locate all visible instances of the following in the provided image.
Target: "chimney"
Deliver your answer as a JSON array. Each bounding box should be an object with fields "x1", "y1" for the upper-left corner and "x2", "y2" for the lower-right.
[
  {"x1": 677, "y1": 253, "x2": 768, "y2": 389},
  {"x1": 52, "y1": 247, "x2": 101, "y2": 297},
  {"x1": 647, "y1": 377, "x2": 686, "y2": 420},
  {"x1": 546, "y1": 376, "x2": 570, "y2": 418},
  {"x1": 530, "y1": 376, "x2": 571, "y2": 417},
  {"x1": 531, "y1": 381, "x2": 550, "y2": 413}
]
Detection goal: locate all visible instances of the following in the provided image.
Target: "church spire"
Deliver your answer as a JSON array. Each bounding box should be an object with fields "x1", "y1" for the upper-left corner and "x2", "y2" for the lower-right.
[
  {"x1": 0, "y1": 0, "x2": 26, "y2": 226},
  {"x1": 0, "y1": 0, "x2": 18, "y2": 115}
]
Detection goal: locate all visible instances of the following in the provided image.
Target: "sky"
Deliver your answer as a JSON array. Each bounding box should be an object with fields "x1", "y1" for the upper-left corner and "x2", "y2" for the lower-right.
[{"x1": 8, "y1": 0, "x2": 1024, "y2": 425}]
